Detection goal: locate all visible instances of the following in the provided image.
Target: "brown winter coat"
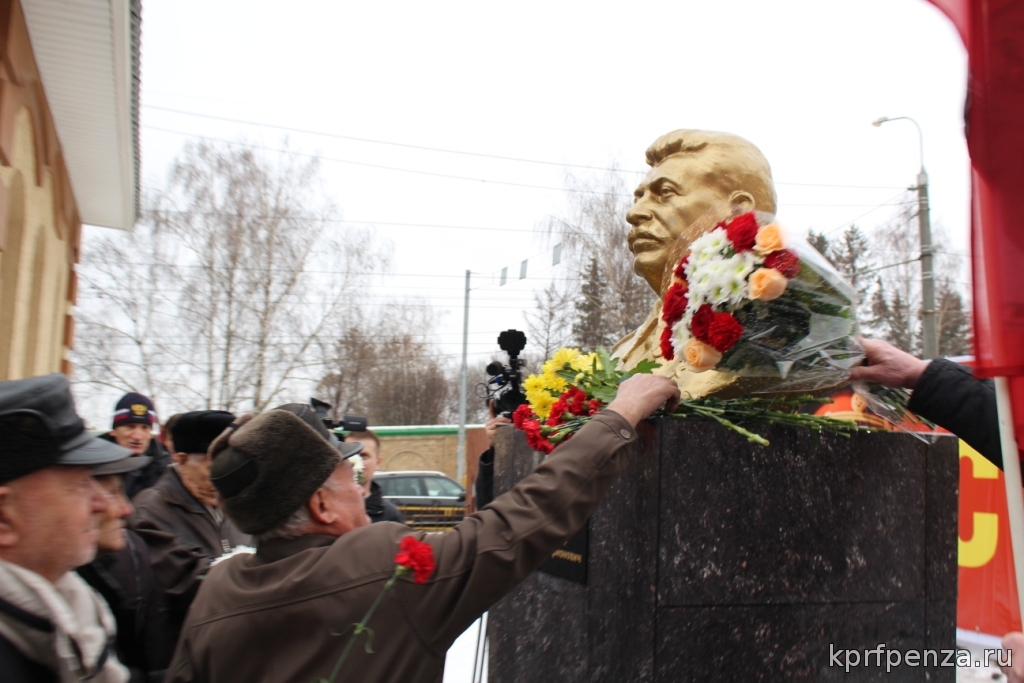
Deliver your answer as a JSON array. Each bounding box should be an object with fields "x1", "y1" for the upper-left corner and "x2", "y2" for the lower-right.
[
  {"x1": 165, "y1": 411, "x2": 639, "y2": 683},
  {"x1": 129, "y1": 467, "x2": 250, "y2": 653}
]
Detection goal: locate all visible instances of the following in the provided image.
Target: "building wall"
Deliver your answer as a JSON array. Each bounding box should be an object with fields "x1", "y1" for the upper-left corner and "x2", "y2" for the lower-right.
[
  {"x1": 376, "y1": 426, "x2": 489, "y2": 483},
  {"x1": 0, "y1": 0, "x2": 81, "y2": 381}
]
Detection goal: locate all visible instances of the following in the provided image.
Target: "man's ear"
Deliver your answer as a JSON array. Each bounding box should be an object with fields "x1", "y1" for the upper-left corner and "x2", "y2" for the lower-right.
[
  {"x1": 307, "y1": 488, "x2": 337, "y2": 526},
  {"x1": 171, "y1": 451, "x2": 188, "y2": 466},
  {"x1": 728, "y1": 191, "x2": 756, "y2": 212},
  {"x1": 0, "y1": 486, "x2": 20, "y2": 548}
]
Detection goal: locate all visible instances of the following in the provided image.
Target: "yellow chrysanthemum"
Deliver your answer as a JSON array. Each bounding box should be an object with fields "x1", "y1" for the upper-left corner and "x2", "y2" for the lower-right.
[
  {"x1": 527, "y1": 391, "x2": 556, "y2": 419},
  {"x1": 543, "y1": 347, "x2": 582, "y2": 374},
  {"x1": 571, "y1": 352, "x2": 600, "y2": 373},
  {"x1": 542, "y1": 371, "x2": 567, "y2": 393},
  {"x1": 523, "y1": 374, "x2": 547, "y2": 394}
]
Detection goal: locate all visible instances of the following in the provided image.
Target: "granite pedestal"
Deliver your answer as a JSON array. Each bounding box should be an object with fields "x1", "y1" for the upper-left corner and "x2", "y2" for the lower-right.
[{"x1": 488, "y1": 418, "x2": 958, "y2": 682}]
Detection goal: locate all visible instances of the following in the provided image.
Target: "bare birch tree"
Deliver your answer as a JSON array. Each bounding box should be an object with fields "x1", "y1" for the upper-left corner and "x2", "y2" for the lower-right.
[{"x1": 73, "y1": 140, "x2": 388, "y2": 418}]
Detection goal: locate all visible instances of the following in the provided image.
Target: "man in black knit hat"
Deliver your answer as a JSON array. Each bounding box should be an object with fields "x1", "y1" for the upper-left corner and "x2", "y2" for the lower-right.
[
  {"x1": 130, "y1": 410, "x2": 250, "y2": 652},
  {"x1": 99, "y1": 392, "x2": 170, "y2": 499}
]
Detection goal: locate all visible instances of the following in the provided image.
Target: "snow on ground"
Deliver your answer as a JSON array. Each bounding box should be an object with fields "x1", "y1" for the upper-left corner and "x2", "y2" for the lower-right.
[{"x1": 443, "y1": 615, "x2": 488, "y2": 683}]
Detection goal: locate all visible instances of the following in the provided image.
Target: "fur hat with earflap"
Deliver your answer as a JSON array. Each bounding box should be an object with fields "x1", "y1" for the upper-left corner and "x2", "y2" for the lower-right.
[{"x1": 208, "y1": 410, "x2": 343, "y2": 535}]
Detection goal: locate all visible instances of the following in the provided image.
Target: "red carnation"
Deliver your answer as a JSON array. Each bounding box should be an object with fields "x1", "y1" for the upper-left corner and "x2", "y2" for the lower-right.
[
  {"x1": 546, "y1": 398, "x2": 568, "y2": 426},
  {"x1": 673, "y1": 254, "x2": 690, "y2": 280},
  {"x1": 706, "y1": 312, "x2": 744, "y2": 352},
  {"x1": 661, "y1": 284, "x2": 689, "y2": 325},
  {"x1": 588, "y1": 399, "x2": 602, "y2": 415},
  {"x1": 567, "y1": 387, "x2": 588, "y2": 415},
  {"x1": 524, "y1": 420, "x2": 554, "y2": 454},
  {"x1": 512, "y1": 404, "x2": 535, "y2": 429},
  {"x1": 660, "y1": 324, "x2": 675, "y2": 360},
  {"x1": 763, "y1": 249, "x2": 801, "y2": 278},
  {"x1": 690, "y1": 304, "x2": 715, "y2": 343},
  {"x1": 725, "y1": 213, "x2": 759, "y2": 252},
  {"x1": 394, "y1": 536, "x2": 436, "y2": 584}
]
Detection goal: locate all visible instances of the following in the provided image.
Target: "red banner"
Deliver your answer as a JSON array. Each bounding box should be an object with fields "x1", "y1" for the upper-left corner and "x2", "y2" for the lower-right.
[{"x1": 926, "y1": 0, "x2": 1024, "y2": 458}]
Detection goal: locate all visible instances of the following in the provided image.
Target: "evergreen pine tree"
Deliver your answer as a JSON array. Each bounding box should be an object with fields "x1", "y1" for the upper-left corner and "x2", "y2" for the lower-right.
[
  {"x1": 572, "y1": 258, "x2": 607, "y2": 350},
  {"x1": 936, "y1": 281, "x2": 971, "y2": 356}
]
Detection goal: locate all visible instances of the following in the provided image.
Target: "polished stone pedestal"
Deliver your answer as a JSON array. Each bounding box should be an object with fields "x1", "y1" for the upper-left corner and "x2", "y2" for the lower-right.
[{"x1": 488, "y1": 418, "x2": 958, "y2": 682}]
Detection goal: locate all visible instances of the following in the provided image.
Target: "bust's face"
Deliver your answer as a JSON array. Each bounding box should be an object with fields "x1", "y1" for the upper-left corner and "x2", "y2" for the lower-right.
[{"x1": 626, "y1": 155, "x2": 732, "y2": 295}]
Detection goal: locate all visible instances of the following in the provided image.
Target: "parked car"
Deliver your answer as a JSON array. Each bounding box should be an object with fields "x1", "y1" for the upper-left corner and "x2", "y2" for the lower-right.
[{"x1": 375, "y1": 471, "x2": 466, "y2": 530}]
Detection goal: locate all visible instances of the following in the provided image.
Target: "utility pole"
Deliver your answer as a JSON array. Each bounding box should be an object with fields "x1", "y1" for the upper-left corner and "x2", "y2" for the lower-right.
[
  {"x1": 916, "y1": 169, "x2": 937, "y2": 359},
  {"x1": 872, "y1": 116, "x2": 937, "y2": 357},
  {"x1": 456, "y1": 269, "x2": 470, "y2": 486}
]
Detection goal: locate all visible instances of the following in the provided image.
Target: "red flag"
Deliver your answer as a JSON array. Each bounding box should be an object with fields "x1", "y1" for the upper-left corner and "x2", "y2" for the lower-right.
[{"x1": 928, "y1": 0, "x2": 1024, "y2": 454}]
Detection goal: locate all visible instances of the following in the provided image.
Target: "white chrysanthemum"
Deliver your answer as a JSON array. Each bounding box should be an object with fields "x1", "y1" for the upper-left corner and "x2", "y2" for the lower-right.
[
  {"x1": 688, "y1": 228, "x2": 731, "y2": 265},
  {"x1": 670, "y1": 317, "x2": 692, "y2": 359},
  {"x1": 352, "y1": 455, "x2": 366, "y2": 486}
]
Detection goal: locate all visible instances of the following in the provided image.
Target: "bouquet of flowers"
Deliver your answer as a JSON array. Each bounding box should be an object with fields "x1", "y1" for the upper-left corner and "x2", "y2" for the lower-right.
[
  {"x1": 659, "y1": 210, "x2": 863, "y2": 393},
  {"x1": 514, "y1": 347, "x2": 863, "y2": 449}
]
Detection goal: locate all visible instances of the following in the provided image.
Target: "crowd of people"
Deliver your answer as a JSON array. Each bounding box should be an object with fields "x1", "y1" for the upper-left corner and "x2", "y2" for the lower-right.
[{"x1": 0, "y1": 337, "x2": 1021, "y2": 681}]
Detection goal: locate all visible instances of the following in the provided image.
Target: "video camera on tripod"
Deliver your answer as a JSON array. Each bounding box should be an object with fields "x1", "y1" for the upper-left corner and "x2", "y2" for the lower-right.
[
  {"x1": 310, "y1": 397, "x2": 368, "y2": 433},
  {"x1": 481, "y1": 329, "x2": 528, "y2": 417}
]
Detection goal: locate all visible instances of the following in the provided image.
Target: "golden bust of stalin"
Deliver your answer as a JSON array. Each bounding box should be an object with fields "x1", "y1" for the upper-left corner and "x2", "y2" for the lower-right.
[{"x1": 613, "y1": 129, "x2": 777, "y2": 396}]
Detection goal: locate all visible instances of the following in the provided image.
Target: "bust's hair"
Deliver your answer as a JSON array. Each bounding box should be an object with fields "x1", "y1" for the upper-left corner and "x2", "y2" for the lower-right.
[{"x1": 644, "y1": 129, "x2": 777, "y2": 214}]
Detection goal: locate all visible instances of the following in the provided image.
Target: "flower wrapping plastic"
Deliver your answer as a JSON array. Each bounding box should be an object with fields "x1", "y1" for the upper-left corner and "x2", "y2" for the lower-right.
[{"x1": 660, "y1": 210, "x2": 864, "y2": 394}]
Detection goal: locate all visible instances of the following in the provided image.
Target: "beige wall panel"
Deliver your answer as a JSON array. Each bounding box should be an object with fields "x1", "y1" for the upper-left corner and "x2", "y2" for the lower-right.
[{"x1": 2, "y1": 107, "x2": 64, "y2": 379}]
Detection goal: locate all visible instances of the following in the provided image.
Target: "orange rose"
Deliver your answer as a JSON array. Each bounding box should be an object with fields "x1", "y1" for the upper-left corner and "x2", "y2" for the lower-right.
[
  {"x1": 754, "y1": 222, "x2": 784, "y2": 254},
  {"x1": 749, "y1": 267, "x2": 788, "y2": 301},
  {"x1": 683, "y1": 339, "x2": 722, "y2": 373}
]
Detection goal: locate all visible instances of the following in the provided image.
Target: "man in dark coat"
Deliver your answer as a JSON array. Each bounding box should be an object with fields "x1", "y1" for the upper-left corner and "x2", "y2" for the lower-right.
[
  {"x1": 344, "y1": 429, "x2": 404, "y2": 524},
  {"x1": 99, "y1": 392, "x2": 171, "y2": 499},
  {"x1": 78, "y1": 454, "x2": 173, "y2": 683},
  {"x1": 130, "y1": 410, "x2": 251, "y2": 653},
  {"x1": 0, "y1": 374, "x2": 136, "y2": 682},
  {"x1": 849, "y1": 338, "x2": 1004, "y2": 468},
  {"x1": 165, "y1": 376, "x2": 678, "y2": 683}
]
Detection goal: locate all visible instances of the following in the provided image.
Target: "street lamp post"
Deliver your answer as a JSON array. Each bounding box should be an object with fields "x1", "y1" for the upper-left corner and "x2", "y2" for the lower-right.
[{"x1": 872, "y1": 116, "x2": 937, "y2": 359}]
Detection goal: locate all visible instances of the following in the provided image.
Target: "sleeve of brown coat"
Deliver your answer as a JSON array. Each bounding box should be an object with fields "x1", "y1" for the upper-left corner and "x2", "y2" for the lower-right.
[{"x1": 390, "y1": 409, "x2": 638, "y2": 654}]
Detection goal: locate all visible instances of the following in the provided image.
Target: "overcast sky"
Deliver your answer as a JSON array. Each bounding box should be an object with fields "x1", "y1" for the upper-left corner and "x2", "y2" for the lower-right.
[{"x1": 85, "y1": 0, "x2": 971, "y2": 420}]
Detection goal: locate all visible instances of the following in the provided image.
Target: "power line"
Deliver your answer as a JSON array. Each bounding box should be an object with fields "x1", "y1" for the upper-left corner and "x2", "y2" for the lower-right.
[
  {"x1": 145, "y1": 127, "x2": 630, "y2": 197},
  {"x1": 147, "y1": 127, "x2": 918, "y2": 204},
  {"x1": 145, "y1": 104, "x2": 642, "y2": 174},
  {"x1": 144, "y1": 105, "x2": 909, "y2": 191}
]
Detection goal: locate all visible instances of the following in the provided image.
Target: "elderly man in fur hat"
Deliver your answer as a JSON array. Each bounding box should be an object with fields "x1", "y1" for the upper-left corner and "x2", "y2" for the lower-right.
[
  {"x1": 0, "y1": 374, "x2": 141, "y2": 682},
  {"x1": 164, "y1": 374, "x2": 679, "y2": 683}
]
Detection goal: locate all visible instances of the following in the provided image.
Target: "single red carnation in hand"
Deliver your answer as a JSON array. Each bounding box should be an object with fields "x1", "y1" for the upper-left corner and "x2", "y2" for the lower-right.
[
  {"x1": 661, "y1": 284, "x2": 689, "y2": 325},
  {"x1": 512, "y1": 404, "x2": 535, "y2": 429},
  {"x1": 764, "y1": 249, "x2": 801, "y2": 278},
  {"x1": 660, "y1": 324, "x2": 675, "y2": 360},
  {"x1": 673, "y1": 254, "x2": 690, "y2": 280},
  {"x1": 706, "y1": 312, "x2": 744, "y2": 352},
  {"x1": 725, "y1": 213, "x2": 759, "y2": 252},
  {"x1": 394, "y1": 536, "x2": 436, "y2": 584},
  {"x1": 690, "y1": 304, "x2": 715, "y2": 343}
]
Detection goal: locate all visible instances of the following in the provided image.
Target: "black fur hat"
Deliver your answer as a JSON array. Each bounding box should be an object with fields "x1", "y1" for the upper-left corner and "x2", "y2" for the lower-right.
[{"x1": 209, "y1": 410, "x2": 346, "y2": 535}]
